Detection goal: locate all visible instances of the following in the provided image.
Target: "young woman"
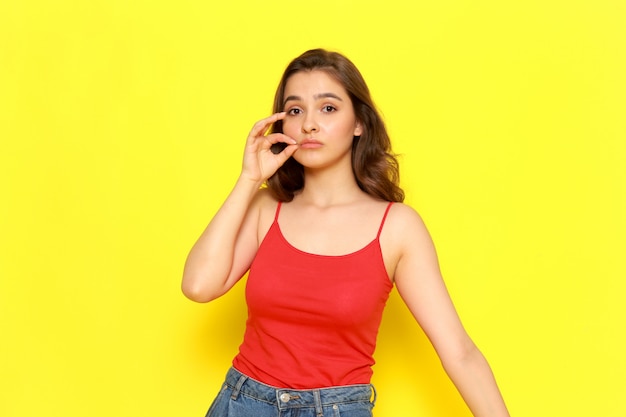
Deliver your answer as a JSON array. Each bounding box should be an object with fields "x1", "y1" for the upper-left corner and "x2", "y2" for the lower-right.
[{"x1": 183, "y1": 49, "x2": 510, "y2": 417}]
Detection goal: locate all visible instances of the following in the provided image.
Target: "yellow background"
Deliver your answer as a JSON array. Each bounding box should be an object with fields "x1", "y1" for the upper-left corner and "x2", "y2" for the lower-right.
[{"x1": 1, "y1": 0, "x2": 625, "y2": 416}]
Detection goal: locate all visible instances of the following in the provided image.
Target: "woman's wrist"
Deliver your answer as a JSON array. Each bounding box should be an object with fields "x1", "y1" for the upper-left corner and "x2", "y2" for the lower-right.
[{"x1": 233, "y1": 174, "x2": 265, "y2": 198}]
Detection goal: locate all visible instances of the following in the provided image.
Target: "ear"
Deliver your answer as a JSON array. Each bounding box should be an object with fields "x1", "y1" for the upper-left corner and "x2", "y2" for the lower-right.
[{"x1": 354, "y1": 121, "x2": 363, "y2": 137}]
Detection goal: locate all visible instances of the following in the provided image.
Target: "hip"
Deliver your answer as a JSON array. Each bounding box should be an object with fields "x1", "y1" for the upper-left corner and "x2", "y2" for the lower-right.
[{"x1": 205, "y1": 367, "x2": 377, "y2": 417}]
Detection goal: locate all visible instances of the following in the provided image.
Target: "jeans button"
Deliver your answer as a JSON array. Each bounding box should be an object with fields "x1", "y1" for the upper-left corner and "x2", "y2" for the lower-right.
[{"x1": 280, "y1": 393, "x2": 291, "y2": 402}]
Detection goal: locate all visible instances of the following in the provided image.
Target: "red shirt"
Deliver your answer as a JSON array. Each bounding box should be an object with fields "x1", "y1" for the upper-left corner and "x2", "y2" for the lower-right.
[
  {"x1": 233, "y1": 203, "x2": 393, "y2": 389},
  {"x1": 232, "y1": 202, "x2": 394, "y2": 388}
]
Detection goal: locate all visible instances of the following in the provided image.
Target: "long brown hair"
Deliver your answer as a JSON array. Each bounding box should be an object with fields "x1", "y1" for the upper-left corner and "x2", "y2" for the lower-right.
[{"x1": 267, "y1": 49, "x2": 404, "y2": 203}]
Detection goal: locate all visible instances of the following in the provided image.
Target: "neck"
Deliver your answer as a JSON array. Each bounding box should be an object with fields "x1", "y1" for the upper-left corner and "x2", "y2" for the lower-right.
[{"x1": 297, "y1": 162, "x2": 366, "y2": 207}]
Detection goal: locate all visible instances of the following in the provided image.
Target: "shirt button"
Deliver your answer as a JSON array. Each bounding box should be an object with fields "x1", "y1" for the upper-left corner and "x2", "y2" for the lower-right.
[{"x1": 280, "y1": 393, "x2": 291, "y2": 402}]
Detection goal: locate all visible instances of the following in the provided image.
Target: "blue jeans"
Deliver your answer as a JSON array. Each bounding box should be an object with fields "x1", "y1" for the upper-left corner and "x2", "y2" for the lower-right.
[{"x1": 205, "y1": 367, "x2": 376, "y2": 417}]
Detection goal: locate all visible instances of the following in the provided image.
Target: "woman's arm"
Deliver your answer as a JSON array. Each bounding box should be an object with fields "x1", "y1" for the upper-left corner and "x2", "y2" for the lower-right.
[
  {"x1": 181, "y1": 113, "x2": 297, "y2": 303},
  {"x1": 389, "y1": 204, "x2": 510, "y2": 417}
]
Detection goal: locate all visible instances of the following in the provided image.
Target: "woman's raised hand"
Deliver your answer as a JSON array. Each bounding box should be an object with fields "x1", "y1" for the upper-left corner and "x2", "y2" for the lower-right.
[{"x1": 241, "y1": 112, "x2": 298, "y2": 183}]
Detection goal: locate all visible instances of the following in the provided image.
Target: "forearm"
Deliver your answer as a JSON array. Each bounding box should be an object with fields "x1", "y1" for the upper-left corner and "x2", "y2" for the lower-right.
[
  {"x1": 442, "y1": 345, "x2": 510, "y2": 417},
  {"x1": 182, "y1": 175, "x2": 262, "y2": 302},
  {"x1": 182, "y1": 113, "x2": 297, "y2": 302}
]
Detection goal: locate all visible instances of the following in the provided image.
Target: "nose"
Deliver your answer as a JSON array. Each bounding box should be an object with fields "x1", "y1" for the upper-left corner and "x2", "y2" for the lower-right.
[{"x1": 301, "y1": 113, "x2": 318, "y2": 133}]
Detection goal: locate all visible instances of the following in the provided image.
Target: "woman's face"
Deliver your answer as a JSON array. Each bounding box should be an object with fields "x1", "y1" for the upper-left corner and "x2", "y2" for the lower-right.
[{"x1": 281, "y1": 70, "x2": 362, "y2": 170}]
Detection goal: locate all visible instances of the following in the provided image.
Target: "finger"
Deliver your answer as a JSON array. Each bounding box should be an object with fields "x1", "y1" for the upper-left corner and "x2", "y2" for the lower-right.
[
  {"x1": 266, "y1": 133, "x2": 296, "y2": 154},
  {"x1": 264, "y1": 132, "x2": 296, "y2": 146},
  {"x1": 274, "y1": 143, "x2": 299, "y2": 161},
  {"x1": 249, "y1": 112, "x2": 286, "y2": 138}
]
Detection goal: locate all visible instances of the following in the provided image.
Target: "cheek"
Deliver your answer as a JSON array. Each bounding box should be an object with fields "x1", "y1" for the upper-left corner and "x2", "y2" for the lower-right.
[
  {"x1": 281, "y1": 119, "x2": 299, "y2": 136},
  {"x1": 331, "y1": 120, "x2": 357, "y2": 137}
]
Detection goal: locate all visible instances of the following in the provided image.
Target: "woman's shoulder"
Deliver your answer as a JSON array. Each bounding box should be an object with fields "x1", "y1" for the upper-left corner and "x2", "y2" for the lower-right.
[
  {"x1": 384, "y1": 202, "x2": 432, "y2": 244},
  {"x1": 377, "y1": 202, "x2": 433, "y2": 280},
  {"x1": 251, "y1": 187, "x2": 282, "y2": 223},
  {"x1": 388, "y1": 201, "x2": 423, "y2": 221},
  {"x1": 253, "y1": 187, "x2": 279, "y2": 206}
]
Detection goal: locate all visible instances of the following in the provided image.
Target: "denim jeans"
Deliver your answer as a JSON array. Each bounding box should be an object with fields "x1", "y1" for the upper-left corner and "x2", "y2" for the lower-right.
[{"x1": 205, "y1": 367, "x2": 376, "y2": 417}]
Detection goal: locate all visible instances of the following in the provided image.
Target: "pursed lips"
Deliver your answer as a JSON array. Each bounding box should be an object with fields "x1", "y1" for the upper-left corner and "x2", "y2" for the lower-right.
[{"x1": 299, "y1": 138, "x2": 323, "y2": 148}]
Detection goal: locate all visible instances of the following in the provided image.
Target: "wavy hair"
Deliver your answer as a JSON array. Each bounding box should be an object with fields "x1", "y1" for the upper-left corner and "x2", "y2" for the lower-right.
[{"x1": 267, "y1": 49, "x2": 404, "y2": 203}]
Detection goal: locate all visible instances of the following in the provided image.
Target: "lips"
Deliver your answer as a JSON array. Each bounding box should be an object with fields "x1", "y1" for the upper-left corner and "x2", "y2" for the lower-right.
[{"x1": 300, "y1": 138, "x2": 323, "y2": 149}]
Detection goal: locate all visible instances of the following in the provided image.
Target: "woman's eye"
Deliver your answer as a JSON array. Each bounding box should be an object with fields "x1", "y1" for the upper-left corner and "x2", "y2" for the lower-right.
[
  {"x1": 322, "y1": 105, "x2": 336, "y2": 113},
  {"x1": 287, "y1": 108, "x2": 302, "y2": 115}
]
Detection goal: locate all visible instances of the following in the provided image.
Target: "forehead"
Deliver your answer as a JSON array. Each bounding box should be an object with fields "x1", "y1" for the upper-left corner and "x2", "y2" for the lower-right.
[{"x1": 284, "y1": 70, "x2": 349, "y2": 98}]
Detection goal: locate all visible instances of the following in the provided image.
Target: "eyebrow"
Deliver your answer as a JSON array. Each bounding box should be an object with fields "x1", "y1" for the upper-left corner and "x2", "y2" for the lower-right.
[{"x1": 283, "y1": 92, "x2": 344, "y2": 107}]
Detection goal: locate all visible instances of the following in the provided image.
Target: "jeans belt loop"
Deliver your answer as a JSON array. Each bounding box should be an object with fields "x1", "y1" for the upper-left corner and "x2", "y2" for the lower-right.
[
  {"x1": 313, "y1": 389, "x2": 323, "y2": 417},
  {"x1": 230, "y1": 374, "x2": 248, "y2": 400}
]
